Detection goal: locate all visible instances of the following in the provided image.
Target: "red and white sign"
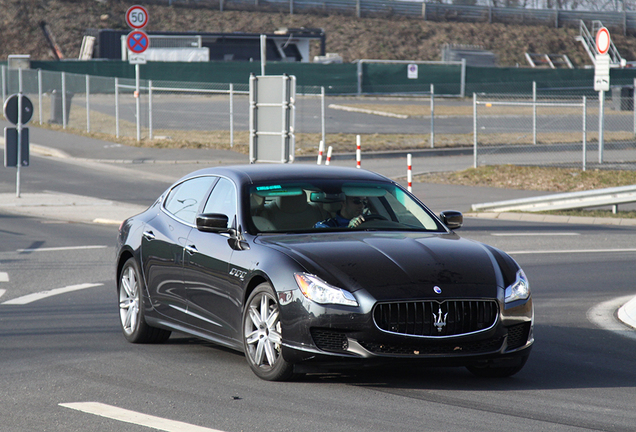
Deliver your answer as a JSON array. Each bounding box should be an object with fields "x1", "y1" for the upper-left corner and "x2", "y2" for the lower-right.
[
  {"x1": 596, "y1": 27, "x2": 611, "y2": 55},
  {"x1": 127, "y1": 30, "x2": 149, "y2": 54},
  {"x1": 126, "y1": 5, "x2": 148, "y2": 30}
]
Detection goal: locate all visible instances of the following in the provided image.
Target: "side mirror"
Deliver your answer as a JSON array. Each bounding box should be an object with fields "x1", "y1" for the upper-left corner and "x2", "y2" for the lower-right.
[
  {"x1": 440, "y1": 210, "x2": 463, "y2": 230},
  {"x1": 196, "y1": 213, "x2": 230, "y2": 233}
]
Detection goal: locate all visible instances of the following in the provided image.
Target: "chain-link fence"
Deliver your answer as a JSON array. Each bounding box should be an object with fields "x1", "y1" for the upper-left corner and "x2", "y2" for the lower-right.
[
  {"x1": 473, "y1": 82, "x2": 636, "y2": 170},
  {"x1": 1, "y1": 67, "x2": 327, "y2": 154},
  {"x1": 2, "y1": 67, "x2": 636, "y2": 170}
]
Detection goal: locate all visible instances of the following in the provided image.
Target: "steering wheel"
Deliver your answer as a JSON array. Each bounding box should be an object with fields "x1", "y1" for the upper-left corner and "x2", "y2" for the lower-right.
[{"x1": 360, "y1": 214, "x2": 387, "y2": 223}]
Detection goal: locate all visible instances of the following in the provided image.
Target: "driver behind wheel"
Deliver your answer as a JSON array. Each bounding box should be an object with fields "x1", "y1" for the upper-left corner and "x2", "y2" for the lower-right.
[{"x1": 315, "y1": 196, "x2": 367, "y2": 228}]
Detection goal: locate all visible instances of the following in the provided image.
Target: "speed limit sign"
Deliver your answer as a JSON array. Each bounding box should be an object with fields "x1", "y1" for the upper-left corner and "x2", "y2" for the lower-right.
[{"x1": 126, "y1": 5, "x2": 148, "y2": 30}]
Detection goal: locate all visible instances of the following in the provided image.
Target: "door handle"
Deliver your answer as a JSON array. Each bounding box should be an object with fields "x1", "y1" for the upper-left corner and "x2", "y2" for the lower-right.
[
  {"x1": 142, "y1": 230, "x2": 156, "y2": 240},
  {"x1": 185, "y1": 244, "x2": 198, "y2": 255}
]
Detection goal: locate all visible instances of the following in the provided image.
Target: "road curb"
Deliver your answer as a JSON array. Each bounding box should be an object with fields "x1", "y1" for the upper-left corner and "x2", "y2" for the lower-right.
[{"x1": 618, "y1": 296, "x2": 636, "y2": 330}]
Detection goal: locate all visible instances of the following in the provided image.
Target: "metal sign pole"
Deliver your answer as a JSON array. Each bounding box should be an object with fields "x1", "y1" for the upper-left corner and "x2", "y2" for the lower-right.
[
  {"x1": 599, "y1": 89, "x2": 604, "y2": 164},
  {"x1": 582, "y1": 96, "x2": 587, "y2": 172},
  {"x1": 16, "y1": 70, "x2": 23, "y2": 198},
  {"x1": 260, "y1": 35, "x2": 266, "y2": 76},
  {"x1": 136, "y1": 63, "x2": 141, "y2": 142}
]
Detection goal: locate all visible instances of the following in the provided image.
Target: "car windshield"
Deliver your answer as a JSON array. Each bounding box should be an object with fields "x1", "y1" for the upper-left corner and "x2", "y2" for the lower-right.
[{"x1": 248, "y1": 180, "x2": 445, "y2": 234}]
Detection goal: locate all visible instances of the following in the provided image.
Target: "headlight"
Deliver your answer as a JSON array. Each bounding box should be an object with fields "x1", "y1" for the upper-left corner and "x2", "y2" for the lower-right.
[
  {"x1": 294, "y1": 273, "x2": 358, "y2": 307},
  {"x1": 505, "y1": 269, "x2": 530, "y2": 303}
]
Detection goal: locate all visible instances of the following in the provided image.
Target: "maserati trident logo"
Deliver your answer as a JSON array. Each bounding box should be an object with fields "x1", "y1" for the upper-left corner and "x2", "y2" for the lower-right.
[
  {"x1": 433, "y1": 304, "x2": 448, "y2": 333},
  {"x1": 433, "y1": 286, "x2": 442, "y2": 294}
]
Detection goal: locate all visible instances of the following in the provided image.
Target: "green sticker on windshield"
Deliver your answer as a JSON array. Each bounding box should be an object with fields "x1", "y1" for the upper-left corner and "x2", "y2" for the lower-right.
[{"x1": 256, "y1": 185, "x2": 282, "y2": 191}]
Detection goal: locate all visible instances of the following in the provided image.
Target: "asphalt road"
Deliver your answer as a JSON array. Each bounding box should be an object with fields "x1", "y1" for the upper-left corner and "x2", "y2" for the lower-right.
[{"x1": 0, "y1": 126, "x2": 635, "y2": 431}]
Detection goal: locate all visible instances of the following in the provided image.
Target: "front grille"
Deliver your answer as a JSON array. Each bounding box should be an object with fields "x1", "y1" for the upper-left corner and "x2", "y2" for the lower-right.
[
  {"x1": 373, "y1": 300, "x2": 498, "y2": 337},
  {"x1": 311, "y1": 328, "x2": 349, "y2": 353},
  {"x1": 506, "y1": 323, "x2": 531, "y2": 350},
  {"x1": 359, "y1": 337, "x2": 504, "y2": 356}
]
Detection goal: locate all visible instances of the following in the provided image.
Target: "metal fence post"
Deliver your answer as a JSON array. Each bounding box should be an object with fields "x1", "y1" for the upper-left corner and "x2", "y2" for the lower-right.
[
  {"x1": 62, "y1": 72, "x2": 67, "y2": 129},
  {"x1": 230, "y1": 83, "x2": 234, "y2": 147},
  {"x1": 38, "y1": 69, "x2": 42, "y2": 125},
  {"x1": 633, "y1": 78, "x2": 636, "y2": 136},
  {"x1": 321, "y1": 86, "x2": 326, "y2": 148},
  {"x1": 1, "y1": 65, "x2": 5, "y2": 102},
  {"x1": 582, "y1": 96, "x2": 587, "y2": 171},
  {"x1": 115, "y1": 77, "x2": 120, "y2": 138},
  {"x1": 357, "y1": 61, "x2": 363, "y2": 96},
  {"x1": 430, "y1": 83, "x2": 435, "y2": 149},
  {"x1": 148, "y1": 80, "x2": 153, "y2": 140},
  {"x1": 86, "y1": 75, "x2": 91, "y2": 133},
  {"x1": 532, "y1": 81, "x2": 537, "y2": 145},
  {"x1": 473, "y1": 92, "x2": 478, "y2": 169},
  {"x1": 598, "y1": 89, "x2": 604, "y2": 164},
  {"x1": 460, "y1": 58, "x2": 466, "y2": 99}
]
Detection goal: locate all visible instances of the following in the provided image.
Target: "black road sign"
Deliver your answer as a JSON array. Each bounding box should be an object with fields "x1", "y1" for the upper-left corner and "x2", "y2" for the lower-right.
[
  {"x1": 3, "y1": 94, "x2": 34, "y2": 125},
  {"x1": 4, "y1": 127, "x2": 29, "y2": 167}
]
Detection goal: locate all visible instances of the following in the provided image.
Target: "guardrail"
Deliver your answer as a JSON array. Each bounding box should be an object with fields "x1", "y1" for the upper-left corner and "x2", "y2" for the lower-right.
[
  {"x1": 471, "y1": 185, "x2": 636, "y2": 213},
  {"x1": 167, "y1": 0, "x2": 636, "y2": 34}
]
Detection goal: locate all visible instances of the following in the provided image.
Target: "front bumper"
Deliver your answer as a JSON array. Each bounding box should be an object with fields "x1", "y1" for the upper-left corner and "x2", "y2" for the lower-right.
[{"x1": 279, "y1": 288, "x2": 534, "y2": 369}]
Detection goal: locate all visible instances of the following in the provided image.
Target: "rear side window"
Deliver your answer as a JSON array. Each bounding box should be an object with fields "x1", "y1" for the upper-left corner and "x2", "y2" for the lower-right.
[{"x1": 164, "y1": 176, "x2": 216, "y2": 224}]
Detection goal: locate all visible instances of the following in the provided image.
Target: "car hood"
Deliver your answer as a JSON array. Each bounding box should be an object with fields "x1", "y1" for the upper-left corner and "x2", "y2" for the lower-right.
[{"x1": 257, "y1": 232, "x2": 508, "y2": 301}]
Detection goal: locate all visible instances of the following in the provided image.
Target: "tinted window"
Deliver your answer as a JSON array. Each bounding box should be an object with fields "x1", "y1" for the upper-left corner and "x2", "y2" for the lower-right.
[
  {"x1": 164, "y1": 176, "x2": 216, "y2": 224},
  {"x1": 248, "y1": 180, "x2": 443, "y2": 233},
  {"x1": 203, "y1": 178, "x2": 237, "y2": 226}
]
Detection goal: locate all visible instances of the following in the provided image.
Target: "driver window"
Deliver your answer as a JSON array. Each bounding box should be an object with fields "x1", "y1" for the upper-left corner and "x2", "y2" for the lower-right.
[
  {"x1": 164, "y1": 176, "x2": 216, "y2": 225},
  {"x1": 203, "y1": 178, "x2": 237, "y2": 227}
]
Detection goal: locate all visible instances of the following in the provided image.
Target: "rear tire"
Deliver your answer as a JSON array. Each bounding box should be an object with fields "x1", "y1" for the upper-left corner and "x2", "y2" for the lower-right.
[
  {"x1": 118, "y1": 258, "x2": 171, "y2": 344},
  {"x1": 242, "y1": 283, "x2": 294, "y2": 381}
]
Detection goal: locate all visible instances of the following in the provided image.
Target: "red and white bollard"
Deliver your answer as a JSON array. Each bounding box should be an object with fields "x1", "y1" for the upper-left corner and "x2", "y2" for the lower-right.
[
  {"x1": 317, "y1": 140, "x2": 324, "y2": 165},
  {"x1": 407, "y1": 153, "x2": 412, "y2": 192},
  {"x1": 356, "y1": 135, "x2": 361, "y2": 169},
  {"x1": 326, "y1": 146, "x2": 333, "y2": 165}
]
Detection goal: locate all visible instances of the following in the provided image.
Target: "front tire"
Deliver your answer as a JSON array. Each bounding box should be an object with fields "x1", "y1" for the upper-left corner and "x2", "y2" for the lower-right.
[
  {"x1": 242, "y1": 283, "x2": 294, "y2": 381},
  {"x1": 118, "y1": 257, "x2": 171, "y2": 344}
]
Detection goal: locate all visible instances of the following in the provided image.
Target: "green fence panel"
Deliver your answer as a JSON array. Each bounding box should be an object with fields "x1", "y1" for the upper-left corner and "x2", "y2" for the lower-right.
[
  {"x1": 22, "y1": 60, "x2": 636, "y2": 96},
  {"x1": 29, "y1": 61, "x2": 358, "y2": 94},
  {"x1": 363, "y1": 63, "x2": 462, "y2": 95}
]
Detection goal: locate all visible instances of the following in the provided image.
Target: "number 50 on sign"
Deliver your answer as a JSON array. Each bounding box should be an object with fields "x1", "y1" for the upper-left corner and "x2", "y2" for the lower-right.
[{"x1": 126, "y1": 5, "x2": 148, "y2": 29}]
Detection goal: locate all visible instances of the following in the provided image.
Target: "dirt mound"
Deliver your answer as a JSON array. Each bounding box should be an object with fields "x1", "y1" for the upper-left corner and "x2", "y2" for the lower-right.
[{"x1": 2, "y1": 0, "x2": 635, "y2": 66}]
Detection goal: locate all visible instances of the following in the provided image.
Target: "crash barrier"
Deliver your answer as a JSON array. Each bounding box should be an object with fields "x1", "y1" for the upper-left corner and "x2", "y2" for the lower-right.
[
  {"x1": 473, "y1": 85, "x2": 636, "y2": 170},
  {"x1": 471, "y1": 184, "x2": 636, "y2": 214},
  {"x1": 164, "y1": 0, "x2": 636, "y2": 34}
]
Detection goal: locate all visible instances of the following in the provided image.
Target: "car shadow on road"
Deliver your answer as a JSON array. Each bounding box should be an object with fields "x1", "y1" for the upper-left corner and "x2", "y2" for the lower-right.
[{"x1": 294, "y1": 323, "x2": 636, "y2": 391}]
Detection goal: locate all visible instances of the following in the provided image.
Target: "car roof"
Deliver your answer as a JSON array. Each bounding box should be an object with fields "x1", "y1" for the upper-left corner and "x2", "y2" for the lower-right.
[{"x1": 182, "y1": 164, "x2": 391, "y2": 185}]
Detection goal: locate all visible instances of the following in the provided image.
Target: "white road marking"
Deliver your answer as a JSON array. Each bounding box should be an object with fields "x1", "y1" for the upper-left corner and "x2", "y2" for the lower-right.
[
  {"x1": 491, "y1": 232, "x2": 580, "y2": 236},
  {"x1": 59, "y1": 402, "x2": 226, "y2": 432},
  {"x1": 587, "y1": 296, "x2": 636, "y2": 341},
  {"x1": 17, "y1": 245, "x2": 108, "y2": 253},
  {"x1": 1, "y1": 283, "x2": 103, "y2": 305},
  {"x1": 0, "y1": 272, "x2": 8, "y2": 282},
  {"x1": 0, "y1": 289, "x2": 5, "y2": 299},
  {"x1": 509, "y1": 248, "x2": 636, "y2": 255}
]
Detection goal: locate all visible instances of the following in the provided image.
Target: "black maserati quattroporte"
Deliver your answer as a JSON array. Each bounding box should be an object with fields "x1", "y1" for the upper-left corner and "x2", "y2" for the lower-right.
[{"x1": 116, "y1": 164, "x2": 533, "y2": 381}]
